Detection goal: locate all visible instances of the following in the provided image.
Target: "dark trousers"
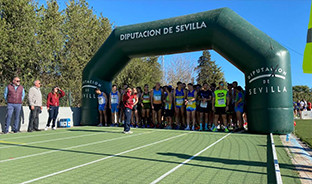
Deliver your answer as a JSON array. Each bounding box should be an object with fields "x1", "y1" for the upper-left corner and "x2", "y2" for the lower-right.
[
  {"x1": 124, "y1": 107, "x2": 132, "y2": 132},
  {"x1": 28, "y1": 106, "x2": 41, "y2": 131},
  {"x1": 46, "y1": 106, "x2": 59, "y2": 128},
  {"x1": 5, "y1": 103, "x2": 22, "y2": 133}
]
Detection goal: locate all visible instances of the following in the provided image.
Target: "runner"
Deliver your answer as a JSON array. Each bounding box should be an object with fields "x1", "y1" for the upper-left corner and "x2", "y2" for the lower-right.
[
  {"x1": 95, "y1": 88, "x2": 107, "y2": 127},
  {"x1": 198, "y1": 82, "x2": 212, "y2": 131},
  {"x1": 136, "y1": 86, "x2": 142, "y2": 127},
  {"x1": 131, "y1": 87, "x2": 139, "y2": 128},
  {"x1": 185, "y1": 83, "x2": 197, "y2": 130},
  {"x1": 234, "y1": 86, "x2": 245, "y2": 131},
  {"x1": 151, "y1": 82, "x2": 163, "y2": 128},
  {"x1": 109, "y1": 85, "x2": 120, "y2": 127},
  {"x1": 141, "y1": 84, "x2": 151, "y2": 128},
  {"x1": 212, "y1": 81, "x2": 230, "y2": 132},
  {"x1": 227, "y1": 83, "x2": 235, "y2": 129},
  {"x1": 163, "y1": 86, "x2": 173, "y2": 129},
  {"x1": 174, "y1": 81, "x2": 186, "y2": 129}
]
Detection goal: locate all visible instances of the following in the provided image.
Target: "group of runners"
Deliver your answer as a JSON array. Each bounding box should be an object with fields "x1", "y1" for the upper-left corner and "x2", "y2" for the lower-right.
[{"x1": 96, "y1": 81, "x2": 247, "y2": 133}]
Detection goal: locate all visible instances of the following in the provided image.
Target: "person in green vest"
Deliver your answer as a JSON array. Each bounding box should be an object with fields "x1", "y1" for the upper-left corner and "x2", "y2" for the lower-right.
[{"x1": 212, "y1": 81, "x2": 230, "y2": 132}]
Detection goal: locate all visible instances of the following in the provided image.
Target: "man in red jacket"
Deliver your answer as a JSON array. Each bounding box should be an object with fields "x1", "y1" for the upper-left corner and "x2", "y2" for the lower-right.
[{"x1": 123, "y1": 88, "x2": 134, "y2": 134}]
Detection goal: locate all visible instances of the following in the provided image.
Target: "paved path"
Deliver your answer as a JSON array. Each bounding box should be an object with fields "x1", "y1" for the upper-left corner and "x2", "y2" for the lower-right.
[{"x1": 280, "y1": 134, "x2": 312, "y2": 184}]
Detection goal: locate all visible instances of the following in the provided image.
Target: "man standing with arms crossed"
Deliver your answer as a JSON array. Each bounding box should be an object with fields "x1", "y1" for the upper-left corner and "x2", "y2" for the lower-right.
[
  {"x1": 28, "y1": 80, "x2": 42, "y2": 132},
  {"x1": 3, "y1": 77, "x2": 25, "y2": 133}
]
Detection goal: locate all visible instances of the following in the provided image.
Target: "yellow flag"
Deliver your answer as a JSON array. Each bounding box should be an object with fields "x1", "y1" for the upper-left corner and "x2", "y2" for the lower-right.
[{"x1": 303, "y1": 1, "x2": 312, "y2": 73}]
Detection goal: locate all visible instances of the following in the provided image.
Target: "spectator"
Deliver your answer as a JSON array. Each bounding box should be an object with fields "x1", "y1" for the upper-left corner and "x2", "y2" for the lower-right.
[
  {"x1": 3, "y1": 77, "x2": 25, "y2": 134},
  {"x1": 45, "y1": 86, "x2": 65, "y2": 130},
  {"x1": 109, "y1": 85, "x2": 120, "y2": 127},
  {"x1": 307, "y1": 101, "x2": 311, "y2": 111},
  {"x1": 28, "y1": 80, "x2": 42, "y2": 132}
]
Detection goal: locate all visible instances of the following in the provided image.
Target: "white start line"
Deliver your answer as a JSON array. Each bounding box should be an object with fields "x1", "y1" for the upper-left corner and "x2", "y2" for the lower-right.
[
  {"x1": 20, "y1": 132, "x2": 192, "y2": 184},
  {"x1": 150, "y1": 133, "x2": 231, "y2": 184}
]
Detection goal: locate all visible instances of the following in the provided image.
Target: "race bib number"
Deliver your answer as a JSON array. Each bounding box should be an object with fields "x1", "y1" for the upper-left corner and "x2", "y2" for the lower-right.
[
  {"x1": 200, "y1": 101, "x2": 207, "y2": 108},
  {"x1": 218, "y1": 99, "x2": 225, "y2": 106},
  {"x1": 111, "y1": 97, "x2": 118, "y2": 104},
  {"x1": 98, "y1": 97, "x2": 105, "y2": 105},
  {"x1": 188, "y1": 101, "x2": 194, "y2": 106},
  {"x1": 154, "y1": 95, "x2": 161, "y2": 101},
  {"x1": 165, "y1": 103, "x2": 169, "y2": 110},
  {"x1": 176, "y1": 98, "x2": 183, "y2": 105}
]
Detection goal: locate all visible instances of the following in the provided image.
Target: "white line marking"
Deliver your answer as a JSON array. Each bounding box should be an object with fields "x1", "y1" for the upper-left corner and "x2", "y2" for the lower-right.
[
  {"x1": 270, "y1": 133, "x2": 283, "y2": 184},
  {"x1": 82, "y1": 85, "x2": 98, "y2": 89},
  {"x1": 249, "y1": 74, "x2": 285, "y2": 83},
  {"x1": 150, "y1": 133, "x2": 231, "y2": 184},
  {"x1": 20, "y1": 132, "x2": 191, "y2": 184},
  {"x1": 0, "y1": 132, "x2": 150, "y2": 163},
  {"x1": 0, "y1": 132, "x2": 103, "y2": 149},
  {"x1": 0, "y1": 131, "x2": 72, "y2": 141},
  {"x1": 0, "y1": 126, "x2": 90, "y2": 141}
]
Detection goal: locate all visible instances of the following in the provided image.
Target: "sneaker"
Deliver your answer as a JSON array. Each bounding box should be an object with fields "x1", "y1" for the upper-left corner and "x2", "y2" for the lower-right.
[
  {"x1": 212, "y1": 127, "x2": 218, "y2": 132},
  {"x1": 123, "y1": 131, "x2": 133, "y2": 134},
  {"x1": 210, "y1": 124, "x2": 215, "y2": 131},
  {"x1": 224, "y1": 127, "x2": 229, "y2": 133},
  {"x1": 104, "y1": 123, "x2": 108, "y2": 127},
  {"x1": 52, "y1": 127, "x2": 56, "y2": 130},
  {"x1": 185, "y1": 126, "x2": 190, "y2": 130},
  {"x1": 204, "y1": 127, "x2": 209, "y2": 131},
  {"x1": 97, "y1": 123, "x2": 103, "y2": 127},
  {"x1": 192, "y1": 125, "x2": 195, "y2": 131},
  {"x1": 44, "y1": 126, "x2": 49, "y2": 131}
]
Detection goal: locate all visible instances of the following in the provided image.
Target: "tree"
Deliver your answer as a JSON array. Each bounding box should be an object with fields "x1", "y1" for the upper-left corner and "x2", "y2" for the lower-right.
[
  {"x1": 195, "y1": 50, "x2": 225, "y2": 85},
  {"x1": 292, "y1": 85, "x2": 312, "y2": 102},
  {"x1": 113, "y1": 56, "x2": 162, "y2": 89},
  {"x1": 59, "y1": 0, "x2": 112, "y2": 106},
  {"x1": 0, "y1": 0, "x2": 39, "y2": 86},
  {"x1": 35, "y1": 0, "x2": 65, "y2": 88},
  {"x1": 163, "y1": 56, "x2": 196, "y2": 87}
]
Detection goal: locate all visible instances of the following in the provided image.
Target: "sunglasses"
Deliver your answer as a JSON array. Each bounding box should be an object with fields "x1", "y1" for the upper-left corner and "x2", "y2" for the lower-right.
[{"x1": 15, "y1": 80, "x2": 20, "y2": 82}]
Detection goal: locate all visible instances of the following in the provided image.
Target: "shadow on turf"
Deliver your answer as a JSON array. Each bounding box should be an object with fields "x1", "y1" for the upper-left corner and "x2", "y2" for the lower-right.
[
  {"x1": 66, "y1": 129, "x2": 122, "y2": 133},
  {"x1": 0, "y1": 140, "x2": 309, "y2": 181}
]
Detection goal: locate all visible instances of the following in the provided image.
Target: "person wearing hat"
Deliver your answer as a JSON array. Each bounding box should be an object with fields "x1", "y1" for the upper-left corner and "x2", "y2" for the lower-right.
[{"x1": 45, "y1": 86, "x2": 65, "y2": 130}]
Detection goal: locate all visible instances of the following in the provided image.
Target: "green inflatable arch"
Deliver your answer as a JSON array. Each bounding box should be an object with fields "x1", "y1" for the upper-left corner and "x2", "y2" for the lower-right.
[{"x1": 81, "y1": 8, "x2": 293, "y2": 134}]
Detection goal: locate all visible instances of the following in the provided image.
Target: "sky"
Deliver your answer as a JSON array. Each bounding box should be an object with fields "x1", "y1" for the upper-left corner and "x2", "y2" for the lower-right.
[{"x1": 40, "y1": 0, "x2": 312, "y2": 88}]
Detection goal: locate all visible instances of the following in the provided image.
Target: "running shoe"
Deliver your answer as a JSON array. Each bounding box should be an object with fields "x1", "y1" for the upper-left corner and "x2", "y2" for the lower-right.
[
  {"x1": 97, "y1": 123, "x2": 103, "y2": 127},
  {"x1": 224, "y1": 127, "x2": 229, "y2": 133},
  {"x1": 52, "y1": 127, "x2": 56, "y2": 130},
  {"x1": 44, "y1": 126, "x2": 49, "y2": 131},
  {"x1": 192, "y1": 125, "x2": 195, "y2": 131},
  {"x1": 212, "y1": 127, "x2": 218, "y2": 132},
  {"x1": 185, "y1": 126, "x2": 190, "y2": 130}
]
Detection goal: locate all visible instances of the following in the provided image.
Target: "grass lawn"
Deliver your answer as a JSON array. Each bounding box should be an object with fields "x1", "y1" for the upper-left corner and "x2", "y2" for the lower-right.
[
  {"x1": 294, "y1": 119, "x2": 312, "y2": 148},
  {"x1": 0, "y1": 127, "x2": 300, "y2": 183}
]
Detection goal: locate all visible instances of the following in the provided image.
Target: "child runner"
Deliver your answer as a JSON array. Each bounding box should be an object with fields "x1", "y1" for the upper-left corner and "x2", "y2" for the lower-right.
[
  {"x1": 174, "y1": 81, "x2": 186, "y2": 129},
  {"x1": 185, "y1": 83, "x2": 197, "y2": 130},
  {"x1": 110, "y1": 84, "x2": 120, "y2": 127},
  {"x1": 131, "y1": 87, "x2": 139, "y2": 128},
  {"x1": 151, "y1": 82, "x2": 163, "y2": 128},
  {"x1": 164, "y1": 86, "x2": 173, "y2": 129},
  {"x1": 141, "y1": 84, "x2": 151, "y2": 128},
  {"x1": 95, "y1": 88, "x2": 107, "y2": 127},
  {"x1": 198, "y1": 82, "x2": 212, "y2": 131},
  {"x1": 234, "y1": 86, "x2": 245, "y2": 131}
]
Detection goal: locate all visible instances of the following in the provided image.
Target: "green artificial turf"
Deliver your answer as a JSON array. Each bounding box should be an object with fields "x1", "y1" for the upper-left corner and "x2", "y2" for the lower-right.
[
  {"x1": 0, "y1": 127, "x2": 301, "y2": 184},
  {"x1": 294, "y1": 119, "x2": 312, "y2": 148}
]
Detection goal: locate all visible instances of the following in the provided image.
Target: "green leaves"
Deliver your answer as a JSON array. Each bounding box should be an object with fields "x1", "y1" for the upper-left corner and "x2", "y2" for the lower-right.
[
  {"x1": 195, "y1": 50, "x2": 225, "y2": 85},
  {"x1": 0, "y1": 0, "x2": 112, "y2": 106}
]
